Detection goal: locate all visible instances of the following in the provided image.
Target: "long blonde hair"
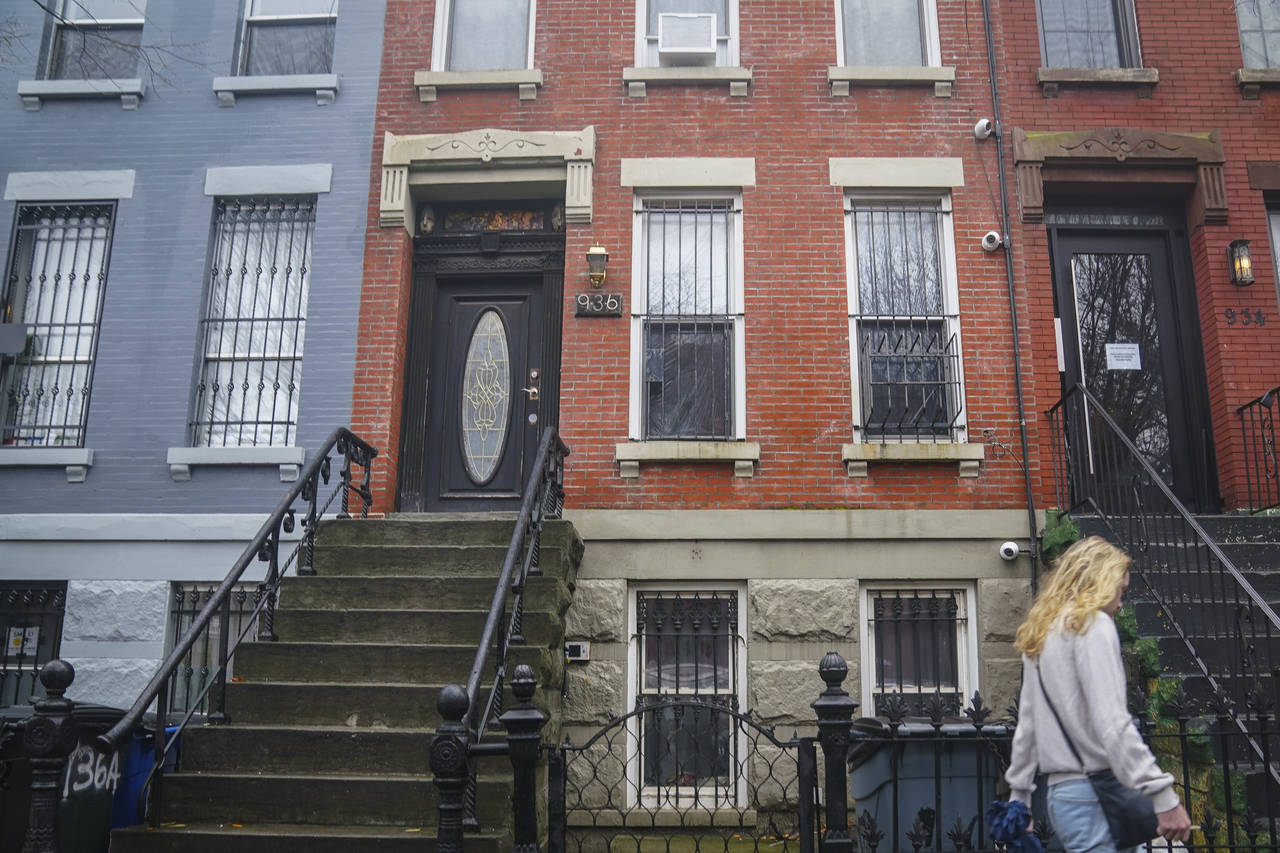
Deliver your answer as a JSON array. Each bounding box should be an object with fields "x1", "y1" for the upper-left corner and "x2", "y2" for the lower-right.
[{"x1": 1014, "y1": 536, "x2": 1131, "y2": 659}]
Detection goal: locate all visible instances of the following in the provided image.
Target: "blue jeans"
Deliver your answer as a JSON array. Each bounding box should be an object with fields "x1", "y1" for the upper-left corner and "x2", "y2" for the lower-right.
[{"x1": 1048, "y1": 778, "x2": 1140, "y2": 853}]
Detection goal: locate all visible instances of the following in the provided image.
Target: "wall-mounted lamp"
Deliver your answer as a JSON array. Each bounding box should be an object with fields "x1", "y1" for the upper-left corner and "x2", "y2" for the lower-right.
[
  {"x1": 586, "y1": 246, "x2": 608, "y2": 288},
  {"x1": 1228, "y1": 239, "x2": 1255, "y2": 286}
]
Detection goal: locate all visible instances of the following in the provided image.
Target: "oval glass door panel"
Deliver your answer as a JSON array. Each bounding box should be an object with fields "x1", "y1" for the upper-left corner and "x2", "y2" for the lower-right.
[{"x1": 460, "y1": 309, "x2": 511, "y2": 485}]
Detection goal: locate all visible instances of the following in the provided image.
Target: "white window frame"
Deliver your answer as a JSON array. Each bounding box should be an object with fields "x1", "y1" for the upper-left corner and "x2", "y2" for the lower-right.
[
  {"x1": 431, "y1": 0, "x2": 537, "y2": 71},
  {"x1": 634, "y1": 0, "x2": 740, "y2": 68},
  {"x1": 44, "y1": 0, "x2": 146, "y2": 81},
  {"x1": 858, "y1": 582, "x2": 978, "y2": 718},
  {"x1": 1238, "y1": 0, "x2": 1280, "y2": 69},
  {"x1": 843, "y1": 190, "x2": 966, "y2": 444},
  {"x1": 628, "y1": 191, "x2": 746, "y2": 441},
  {"x1": 236, "y1": 0, "x2": 338, "y2": 77},
  {"x1": 1269, "y1": 208, "x2": 1280, "y2": 309},
  {"x1": 1034, "y1": 0, "x2": 1142, "y2": 69},
  {"x1": 833, "y1": 0, "x2": 941, "y2": 67},
  {"x1": 625, "y1": 583, "x2": 748, "y2": 809}
]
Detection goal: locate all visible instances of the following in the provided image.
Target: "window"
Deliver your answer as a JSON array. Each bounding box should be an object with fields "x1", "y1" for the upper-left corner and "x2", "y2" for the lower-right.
[
  {"x1": 1270, "y1": 207, "x2": 1280, "y2": 308},
  {"x1": 837, "y1": 0, "x2": 939, "y2": 66},
  {"x1": 1036, "y1": 0, "x2": 1140, "y2": 68},
  {"x1": 861, "y1": 586, "x2": 975, "y2": 718},
  {"x1": 434, "y1": 0, "x2": 534, "y2": 71},
  {"x1": 638, "y1": 0, "x2": 738, "y2": 67},
  {"x1": 238, "y1": 0, "x2": 336, "y2": 76},
  {"x1": 0, "y1": 203, "x2": 115, "y2": 448},
  {"x1": 631, "y1": 196, "x2": 744, "y2": 440},
  {"x1": 0, "y1": 582, "x2": 66, "y2": 707},
  {"x1": 845, "y1": 196, "x2": 964, "y2": 442},
  {"x1": 631, "y1": 588, "x2": 744, "y2": 807},
  {"x1": 45, "y1": 0, "x2": 144, "y2": 80},
  {"x1": 190, "y1": 196, "x2": 314, "y2": 448},
  {"x1": 1239, "y1": 0, "x2": 1280, "y2": 68}
]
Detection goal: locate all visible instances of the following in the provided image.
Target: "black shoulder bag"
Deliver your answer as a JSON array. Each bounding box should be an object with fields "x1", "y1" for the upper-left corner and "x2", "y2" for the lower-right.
[{"x1": 1035, "y1": 663, "x2": 1158, "y2": 849}]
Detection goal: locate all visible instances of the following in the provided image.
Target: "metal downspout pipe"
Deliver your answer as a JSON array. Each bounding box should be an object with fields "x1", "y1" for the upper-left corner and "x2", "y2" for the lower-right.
[{"x1": 980, "y1": 0, "x2": 1042, "y2": 591}]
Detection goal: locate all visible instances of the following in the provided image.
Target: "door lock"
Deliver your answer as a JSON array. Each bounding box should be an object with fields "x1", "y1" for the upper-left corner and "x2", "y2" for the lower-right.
[{"x1": 520, "y1": 387, "x2": 540, "y2": 401}]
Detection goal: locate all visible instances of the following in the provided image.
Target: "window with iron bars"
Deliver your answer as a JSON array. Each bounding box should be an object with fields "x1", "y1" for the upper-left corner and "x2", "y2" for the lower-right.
[
  {"x1": 632, "y1": 588, "x2": 744, "y2": 807},
  {"x1": 633, "y1": 197, "x2": 743, "y2": 441},
  {"x1": 846, "y1": 197, "x2": 964, "y2": 442},
  {"x1": 44, "y1": 0, "x2": 145, "y2": 80},
  {"x1": 1, "y1": 203, "x2": 115, "y2": 448},
  {"x1": 862, "y1": 586, "x2": 974, "y2": 718},
  {"x1": 238, "y1": 0, "x2": 337, "y2": 76},
  {"x1": 167, "y1": 582, "x2": 262, "y2": 715},
  {"x1": 0, "y1": 582, "x2": 66, "y2": 708},
  {"x1": 190, "y1": 196, "x2": 314, "y2": 448}
]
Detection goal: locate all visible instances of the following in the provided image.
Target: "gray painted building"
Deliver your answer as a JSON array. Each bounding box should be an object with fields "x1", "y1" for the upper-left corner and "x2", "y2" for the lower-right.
[{"x1": 0, "y1": 0, "x2": 385, "y2": 708}]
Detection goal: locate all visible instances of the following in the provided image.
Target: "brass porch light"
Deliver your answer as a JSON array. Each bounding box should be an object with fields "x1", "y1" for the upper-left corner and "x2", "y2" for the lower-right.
[
  {"x1": 586, "y1": 246, "x2": 608, "y2": 288},
  {"x1": 1228, "y1": 239, "x2": 1255, "y2": 286}
]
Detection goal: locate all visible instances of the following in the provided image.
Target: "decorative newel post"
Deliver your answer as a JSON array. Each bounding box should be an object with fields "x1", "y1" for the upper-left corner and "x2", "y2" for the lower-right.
[
  {"x1": 22, "y1": 659, "x2": 78, "y2": 853},
  {"x1": 501, "y1": 664, "x2": 548, "y2": 853},
  {"x1": 813, "y1": 651, "x2": 857, "y2": 853},
  {"x1": 431, "y1": 685, "x2": 472, "y2": 853}
]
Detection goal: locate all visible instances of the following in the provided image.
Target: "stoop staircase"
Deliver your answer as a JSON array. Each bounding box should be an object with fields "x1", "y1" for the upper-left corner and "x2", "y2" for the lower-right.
[{"x1": 109, "y1": 515, "x2": 582, "y2": 853}]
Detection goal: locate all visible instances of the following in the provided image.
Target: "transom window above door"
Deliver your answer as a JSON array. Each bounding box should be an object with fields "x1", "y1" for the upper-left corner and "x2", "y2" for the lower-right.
[
  {"x1": 637, "y1": 0, "x2": 738, "y2": 67},
  {"x1": 1036, "y1": 0, "x2": 1141, "y2": 68},
  {"x1": 837, "y1": 0, "x2": 940, "y2": 67},
  {"x1": 433, "y1": 0, "x2": 535, "y2": 71}
]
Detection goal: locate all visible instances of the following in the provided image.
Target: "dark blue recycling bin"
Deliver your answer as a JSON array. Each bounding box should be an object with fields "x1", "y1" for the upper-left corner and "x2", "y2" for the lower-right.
[{"x1": 112, "y1": 724, "x2": 179, "y2": 827}]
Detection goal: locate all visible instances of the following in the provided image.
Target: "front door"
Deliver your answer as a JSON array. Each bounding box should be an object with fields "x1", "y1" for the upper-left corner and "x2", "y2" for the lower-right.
[{"x1": 1051, "y1": 225, "x2": 1218, "y2": 511}]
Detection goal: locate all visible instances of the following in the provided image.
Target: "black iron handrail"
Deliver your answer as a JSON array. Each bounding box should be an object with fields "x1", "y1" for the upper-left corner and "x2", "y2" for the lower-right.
[
  {"x1": 95, "y1": 427, "x2": 377, "y2": 823},
  {"x1": 1238, "y1": 384, "x2": 1280, "y2": 513},
  {"x1": 1047, "y1": 384, "x2": 1280, "y2": 771}
]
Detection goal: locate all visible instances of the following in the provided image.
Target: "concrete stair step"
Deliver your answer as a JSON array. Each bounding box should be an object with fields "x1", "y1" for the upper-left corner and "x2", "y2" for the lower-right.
[
  {"x1": 318, "y1": 517, "x2": 581, "y2": 553},
  {"x1": 232, "y1": 641, "x2": 559, "y2": 686},
  {"x1": 110, "y1": 823, "x2": 509, "y2": 853},
  {"x1": 1192, "y1": 514, "x2": 1280, "y2": 544},
  {"x1": 180, "y1": 725, "x2": 435, "y2": 774},
  {"x1": 273, "y1": 608, "x2": 565, "y2": 646},
  {"x1": 278, "y1": 574, "x2": 571, "y2": 611}
]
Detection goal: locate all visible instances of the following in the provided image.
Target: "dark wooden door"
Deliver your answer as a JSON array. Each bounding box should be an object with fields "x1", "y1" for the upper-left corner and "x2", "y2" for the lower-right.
[{"x1": 421, "y1": 277, "x2": 544, "y2": 511}]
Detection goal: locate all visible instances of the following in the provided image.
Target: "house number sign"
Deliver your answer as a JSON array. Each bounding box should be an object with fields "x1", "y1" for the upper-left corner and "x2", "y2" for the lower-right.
[
  {"x1": 1225, "y1": 308, "x2": 1266, "y2": 327},
  {"x1": 575, "y1": 292, "x2": 623, "y2": 317}
]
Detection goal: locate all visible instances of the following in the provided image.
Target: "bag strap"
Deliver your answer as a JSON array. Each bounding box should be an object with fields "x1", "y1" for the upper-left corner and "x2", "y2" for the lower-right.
[{"x1": 1033, "y1": 661, "x2": 1086, "y2": 772}]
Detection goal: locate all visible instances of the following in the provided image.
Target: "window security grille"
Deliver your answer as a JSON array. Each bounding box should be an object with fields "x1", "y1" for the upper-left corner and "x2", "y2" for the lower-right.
[
  {"x1": 47, "y1": 0, "x2": 144, "y2": 80},
  {"x1": 0, "y1": 582, "x2": 67, "y2": 707},
  {"x1": 869, "y1": 588, "x2": 967, "y2": 717},
  {"x1": 167, "y1": 583, "x2": 261, "y2": 715},
  {"x1": 240, "y1": 0, "x2": 336, "y2": 76},
  {"x1": 640, "y1": 199, "x2": 735, "y2": 440},
  {"x1": 635, "y1": 590, "x2": 740, "y2": 803},
  {"x1": 191, "y1": 196, "x2": 314, "y2": 448},
  {"x1": 1, "y1": 203, "x2": 115, "y2": 448},
  {"x1": 849, "y1": 202, "x2": 961, "y2": 441}
]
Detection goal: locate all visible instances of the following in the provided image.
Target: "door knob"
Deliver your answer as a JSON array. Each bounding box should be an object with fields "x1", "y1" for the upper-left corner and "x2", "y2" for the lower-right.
[{"x1": 520, "y1": 387, "x2": 539, "y2": 401}]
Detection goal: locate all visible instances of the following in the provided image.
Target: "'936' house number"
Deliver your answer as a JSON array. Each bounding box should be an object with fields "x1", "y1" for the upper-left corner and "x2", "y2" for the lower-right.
[{"x1": 576, "y1": 292, "x2": 623, "y2": 317}]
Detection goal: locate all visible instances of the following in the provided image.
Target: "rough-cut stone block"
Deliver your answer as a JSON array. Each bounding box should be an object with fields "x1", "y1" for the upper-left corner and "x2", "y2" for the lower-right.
[
  {"x1": 981, "y1": 654, "x2": 1024, "y2": 717},
  {"x1": 564, "y1": 659, "x2": 625, "y2": 724},
  {"x1": 977, "y1": 578, "x2": 1032, "y2": 644},
  {"x1": 749, "y1": 659, "x2": 822, "y2": 725},
  {"x1": 65, "y1": 580, "x2": 168, "y2": 642},
  {"x1": 564, "y1": 579, "x2": 626, "y2": 642},
  {"x1": 750, "y1": 579, "x2": 858, "y2": 642},
  {"x1": 64, "y1": 657, "x2": 158, "y2": 709}
]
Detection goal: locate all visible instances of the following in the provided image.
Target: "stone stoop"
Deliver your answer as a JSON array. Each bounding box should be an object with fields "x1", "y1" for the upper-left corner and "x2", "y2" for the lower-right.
[{"x1": 108, "y1": 517, "x2": 583, "y2": 853}]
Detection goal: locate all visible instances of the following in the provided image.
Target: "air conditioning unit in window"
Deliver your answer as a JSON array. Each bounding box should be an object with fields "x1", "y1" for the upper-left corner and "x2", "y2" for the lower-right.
[{"x1": 657, "y1": 13, "x2": 717, "y2": 66}]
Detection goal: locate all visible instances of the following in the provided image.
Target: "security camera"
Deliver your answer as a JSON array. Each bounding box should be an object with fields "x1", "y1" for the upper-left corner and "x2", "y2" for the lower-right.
[
  {"x1": 974, "y1": 118, "x2": 995, "y2": 140},
  {"x1": 999, "y1": 540, "x2": 1023, "y2": 562},
  {"x1": 981, "y1": 231, "x2": 1004, "y2": 253}
]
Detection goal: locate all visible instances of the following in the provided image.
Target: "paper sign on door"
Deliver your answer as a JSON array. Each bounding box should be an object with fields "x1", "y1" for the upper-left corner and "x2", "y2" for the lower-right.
[{"x1": 1105, "y1": 342, "x2": 1141, "y2": 371}]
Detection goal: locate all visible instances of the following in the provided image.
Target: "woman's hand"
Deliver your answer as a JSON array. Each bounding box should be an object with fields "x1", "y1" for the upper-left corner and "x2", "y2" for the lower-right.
[{"x1": 1156, "y1": 804, "x2": 1192, "y2": 842}]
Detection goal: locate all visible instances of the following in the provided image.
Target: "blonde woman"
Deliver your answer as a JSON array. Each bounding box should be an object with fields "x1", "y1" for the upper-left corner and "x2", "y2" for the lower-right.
[{"x1": 1005, "y1": 536, "x2": 1191, "y2": 852}]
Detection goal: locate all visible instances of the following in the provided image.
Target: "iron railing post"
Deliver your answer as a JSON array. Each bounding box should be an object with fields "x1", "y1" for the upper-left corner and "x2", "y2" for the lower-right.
[
  {"x1": 798, "y1": 737, "x2": 818, "y2": 853},
  {"x1": 547, "y1": 746, "x2": 566, "y2": 853},
  {"x1": 432, "y1": 684, "x2": 472, "y2": 853},
  {"x1": 501, "y1": 665, "x2": 547, "y2": 853},
  {"x1": 208, "y1": 593, "x2": 231, "y2": 724},
  {"x1": 21, "y1": 660, "x2": 77, "y2": 853},
  {"x1": 813, "y1": 651, "x2": 856, "y2": 853}
]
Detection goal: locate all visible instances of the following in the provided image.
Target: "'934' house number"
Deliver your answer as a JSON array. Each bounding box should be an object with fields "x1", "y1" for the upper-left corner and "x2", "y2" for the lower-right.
[{"x1": 576, "y1": 292, "x2": 623, "y2": 317}]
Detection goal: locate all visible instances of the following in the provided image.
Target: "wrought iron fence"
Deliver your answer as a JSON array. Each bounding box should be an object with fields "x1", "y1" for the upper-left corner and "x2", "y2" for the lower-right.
[
  {"x1": 1238, "y1": 385, "x2": 1280, "y2": 513},
  {"x1": 166, "y1": 582, "x2": 262, "y2": 715},
  {"x1": 0, "y1": 582, "x2": 66, "y2": 708}
]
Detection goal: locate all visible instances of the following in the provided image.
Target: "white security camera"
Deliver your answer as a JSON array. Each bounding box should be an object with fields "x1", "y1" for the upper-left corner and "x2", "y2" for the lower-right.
[
  {"x1": 999, "y1": 540, "x2": 1022, "y2": 561},
  {"x1": 974, "y1": 118, "x2": 995, "y2": 140},
  {"x1": 981, "y1": 231, "x2": 1004, "y2": 253}
]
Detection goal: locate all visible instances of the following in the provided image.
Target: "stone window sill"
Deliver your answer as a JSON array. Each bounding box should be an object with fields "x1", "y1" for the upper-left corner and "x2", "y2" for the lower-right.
[
  {"x1": 18, "y1": 78, "x2": 145, "y2": 111},
  {"x1": 622, "y1": 66, "x2": 752, "y2": 98},
  {"x1": 615, "y1": 440, "x2": 761, "y2": 478},
  {"x1": 413, "y1": 69, "x2": 543, "y2": 102},
  {"x1": 212, "y1": 73, "x2": 339, "y2": 107},
  {"x1": 167, "y1": 446, "x2": 306, "y2": 482},
  {"x1": 0, "y1": 447, "x2": 94, "y2": 482},
  {"x1": 1036, "y1": 67, "x2": 1158, "y2": 98},
  {"x1": 1235, "y1": 68, "x2": 1280, "y2": 99},
  {"x1": 827, "y1": 65, "x2": 955, "y2": 98},
  {"x1": 841, "y1": 442, "x2": 984, "y2": 478}
]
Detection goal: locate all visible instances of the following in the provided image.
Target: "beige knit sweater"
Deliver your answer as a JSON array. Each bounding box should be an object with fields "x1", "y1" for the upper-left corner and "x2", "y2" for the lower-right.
[{"x1": 1004, "y1": 611, "x2": 1180, "y2": 814}]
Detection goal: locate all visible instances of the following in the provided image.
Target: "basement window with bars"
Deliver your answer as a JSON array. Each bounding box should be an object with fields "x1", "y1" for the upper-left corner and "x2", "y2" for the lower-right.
[
  {"x1": 632, "y1": 196, "x2": 744, "y2": 441},
  {"x1": 845, "y1": 195, "x2": 965, "y2": 443},
  {"x1": 167, "y1": 582, "x2": 262, "y2": 715},
  {"x1": 190, "y1": 196, "x2": 314, "y2": 448},
  {"x1": 0, "y1": 582, "x2": 66, "y2": 708},
  {"x1": 861, "y1": 586, "x2": 975, "y2": 718},
  {"x1": 1, "y1": 203, "x2": 116, "y2": 448},
  {"x1": 632, "y1": 588, "x2": 744, "y2": 807}
]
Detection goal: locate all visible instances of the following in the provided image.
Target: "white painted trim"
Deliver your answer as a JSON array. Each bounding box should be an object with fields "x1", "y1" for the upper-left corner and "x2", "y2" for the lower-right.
[
  {"x1": 5, "y1": 170, "x2": 135, "y2": 201},
  {"x1": 1269, "y1": 209, "x2": 1280, "y2": 311},
  {"x1": 829, "y1": 157, "x2": 964, "y2": 188},
  {"x1": 0, "y1": 513, "x2": 292, "y2": 541},
  {"x1": 621, "y1": 157, "x2": 755, "y2": 188},
  {"x1": 203, "y1": 164, "x2": 332, "y2": 196}
]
